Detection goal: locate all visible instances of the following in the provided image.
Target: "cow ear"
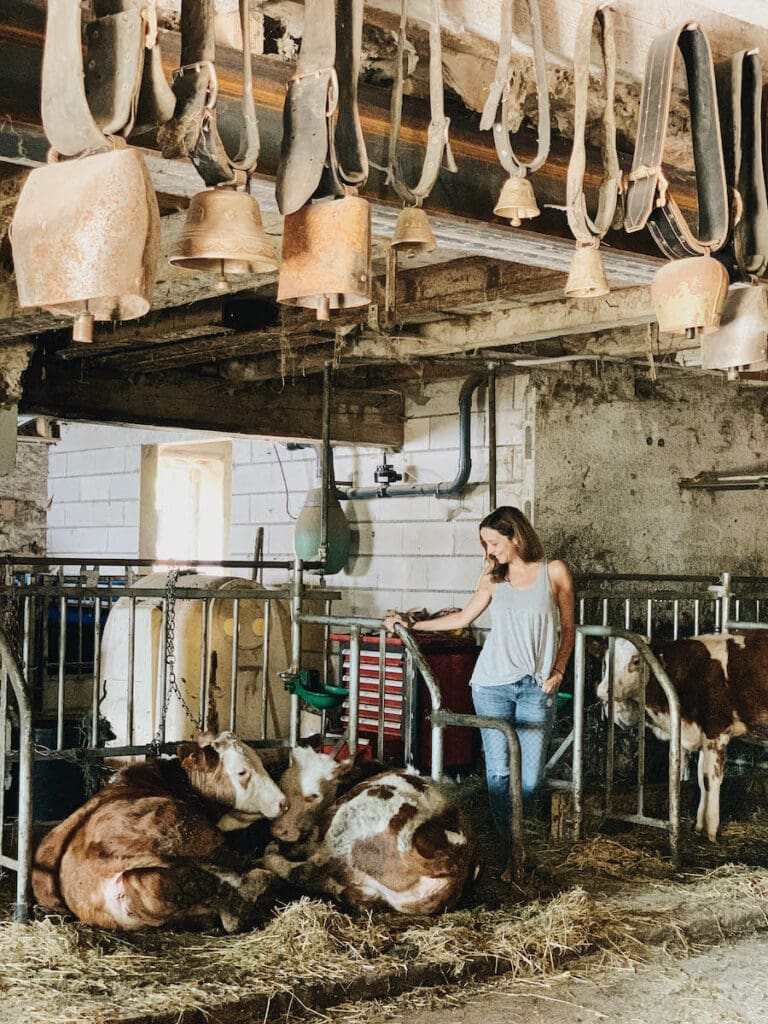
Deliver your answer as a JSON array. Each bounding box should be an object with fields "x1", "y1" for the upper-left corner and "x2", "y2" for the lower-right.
[
  {"x1": 197, "y1": 730, "x2": 217, "y2": 748},
  {"x1": 176, "y1": 741, "x2": 198, "y2": 762},
  {"x1": 181, "y1": 744, "x2": 218, "y2": 772},
  {"x1": 291, "y1": 744, "x2": 311, "y2": 766},
  {"x1": 334, "y1": 757, "x2": 355, "y2": 777}
]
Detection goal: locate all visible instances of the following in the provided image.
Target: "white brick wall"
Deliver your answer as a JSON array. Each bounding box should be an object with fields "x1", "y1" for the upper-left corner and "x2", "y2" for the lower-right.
[{"x1": 47, "y1": 375, "x2": 535, "y2": 622}]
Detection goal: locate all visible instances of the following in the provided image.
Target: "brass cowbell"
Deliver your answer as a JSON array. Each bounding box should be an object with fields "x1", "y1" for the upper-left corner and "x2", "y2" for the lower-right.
[
  {"x1": 390, "y1": 206, "x2": 436, "y2": 257},
  {"x1": 565, "y1": 241, "x2": 609, "y2": 299},
  {"x1": 494, "y1": 175, "x2": 540, "y2": 226},
  {"x1": 650, "y1": 255, "x2": 729, "y2": 338},
  {"x1": 278, "y1": 195, "x2": 372, "y2": 321},
  {"x1": 170, "y1": 186, "x2": 279, "y2": 287}
]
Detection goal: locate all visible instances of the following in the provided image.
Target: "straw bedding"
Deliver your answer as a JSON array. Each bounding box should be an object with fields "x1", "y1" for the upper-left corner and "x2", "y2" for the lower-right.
[
  {"x1": 4, "y1": 783, "x2": 768, "y2": 1024},
  {"x1": 2, "y1": 849, "x2": 768, "y2": 1024}
]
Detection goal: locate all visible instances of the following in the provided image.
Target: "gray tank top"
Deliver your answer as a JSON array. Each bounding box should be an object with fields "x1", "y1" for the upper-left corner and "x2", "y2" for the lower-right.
[{"x1": 470, "y1": 561, "x2": 560, "y2": 688}]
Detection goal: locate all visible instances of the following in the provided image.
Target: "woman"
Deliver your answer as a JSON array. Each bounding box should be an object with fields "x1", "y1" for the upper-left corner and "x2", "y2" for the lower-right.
[{"x1": 385, "y1": 506, "x2": 575, "y2": 858}]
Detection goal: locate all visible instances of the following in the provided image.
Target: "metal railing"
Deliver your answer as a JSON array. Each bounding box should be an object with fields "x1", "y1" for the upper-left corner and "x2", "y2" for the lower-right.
[
  {"x1": 571, "y1": 625, "x2": 682, "y2": 868},
  {"x1": 0, "y1": 627, "x2": 34, "y2": 921},
  {"x1": 293, "y1": 604, "x2": 525, "y2": 883},
  {"x1": 576, "y1": 570, "x2": 768, "y2": 640}
]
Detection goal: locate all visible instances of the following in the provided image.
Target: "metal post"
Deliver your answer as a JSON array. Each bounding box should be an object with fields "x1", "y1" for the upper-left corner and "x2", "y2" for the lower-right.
[
  {"x1": 377, "y1": 628, "x2": 387, "y2": 761},
  {"x1": 402, "y1": 644, "x2": 416, "y2": 766},
  {"x1": 260, "y1": 599, "x2": 271, "y2": 741},
  {"x1": 91, "y1": 594, "x2": 102, "y2": 748},
  {"x1": 56, "y1": 594, "x2": 66, "y2": 749},
  {"x1": 319, "y1": 362, "x2": 332, "y2": 569},
  {"x1": 572, "y1": 631, "x2": 586, "y2": 840},
  {"x1": 229, "y1": 598, "x2": 240, "y2": 730},
  {"x1": 673, "y1": 598, "x2": 679, "y2": 640},
  {"x1": 347, "y1": 625, "x2": 361, "y2": 756},
  {"x1": 199, "y1": 597, "x2": 209, "y2": 730},
  {"x1": 126, "y1": 596, "x2": 136, "y2": 745},
  {"x1": 605, "y1": 635, "x2": 615, "y2": 815},
  {"x1": 158, "y1": 598, "x2": 169, "y2": 745},
  {"x1": 287, "y1": 559, "x2": 304, "y2": 747}
]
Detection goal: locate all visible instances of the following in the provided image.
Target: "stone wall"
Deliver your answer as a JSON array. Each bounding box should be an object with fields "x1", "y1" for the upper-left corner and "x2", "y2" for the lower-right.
[
  {"x1": 534, "y1": 364, "x2": 768, "y2": 577},
  {"x1": 0, "y1": 440, "x2": 48, "y2": 555}
]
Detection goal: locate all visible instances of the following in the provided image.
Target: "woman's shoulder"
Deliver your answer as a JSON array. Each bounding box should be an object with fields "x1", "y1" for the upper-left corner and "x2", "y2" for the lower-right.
[{"x1": 546, "y1": 559, "x2": 574, "y2": 588}]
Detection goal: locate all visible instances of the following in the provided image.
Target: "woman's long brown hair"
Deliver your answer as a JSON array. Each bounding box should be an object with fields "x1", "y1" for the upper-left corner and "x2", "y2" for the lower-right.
[{"x1": 479, "y1": 506, "x2": 545, "y2": 582}]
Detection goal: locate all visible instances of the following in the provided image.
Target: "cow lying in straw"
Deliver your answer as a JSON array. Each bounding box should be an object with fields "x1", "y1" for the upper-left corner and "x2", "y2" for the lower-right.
[
  {"x1": 594, "y1": 632, "x2": 768, "y2": 842},
  {"x1": 265, "y1": 745, "x2": 477, "y2": 914},
  {"x1": 32, "y1": 731, "x2": 286, "y2": 931}
]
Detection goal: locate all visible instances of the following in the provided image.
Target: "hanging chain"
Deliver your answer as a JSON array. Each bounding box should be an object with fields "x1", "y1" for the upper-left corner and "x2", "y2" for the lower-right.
[{"x1": 152, "y1": 568, "x2": 202, "y2": 751}]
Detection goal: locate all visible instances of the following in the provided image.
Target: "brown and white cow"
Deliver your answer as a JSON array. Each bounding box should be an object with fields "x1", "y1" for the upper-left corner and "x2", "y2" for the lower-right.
[
  {"x1": 265, "y1": 745, "x2": 477, "y2": 915},
  {"x1": 32, "y1": 731, "x2": 286, "y2": 931},
  {"x1": 595, "y1": 632, "x2": 768, "y2": 841}
]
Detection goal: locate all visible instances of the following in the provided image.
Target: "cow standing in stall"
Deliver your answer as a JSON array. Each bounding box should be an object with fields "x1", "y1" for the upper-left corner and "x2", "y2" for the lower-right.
[
  {"x1": 33, "y1": 731, "x2": 286, "y2": 931},
  {"x1": 595, "y1": 632, "x2": 768, "y2": 841},
  {"x1": 265, "y1": 745, "x2": 478, "y2": 914}
]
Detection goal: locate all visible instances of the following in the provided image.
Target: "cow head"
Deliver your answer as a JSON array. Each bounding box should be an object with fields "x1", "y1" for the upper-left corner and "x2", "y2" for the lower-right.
[
  {"x1": 593, "y1": 637, "x2": 647, "y2": 727},
  {"x1": 179, "y1": 731, "x2": 287, "y2": 830},
  {"x1": 270, "y1": 745, "x2": 353, "y2": 843}
]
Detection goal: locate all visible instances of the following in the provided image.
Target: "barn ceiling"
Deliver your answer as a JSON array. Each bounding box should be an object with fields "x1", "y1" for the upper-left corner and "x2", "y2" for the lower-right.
[{"x1": 1, "y1": 0, "x2": 767, "y2": 446}]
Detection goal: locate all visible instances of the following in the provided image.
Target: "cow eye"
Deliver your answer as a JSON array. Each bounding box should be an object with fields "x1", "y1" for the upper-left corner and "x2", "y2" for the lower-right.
[
  {"x1": 238, "y1": 769, "x2": 249, "y2": 778},
  {"x1": 304, "y1": 794, "x2": 318, "y2": 803}
]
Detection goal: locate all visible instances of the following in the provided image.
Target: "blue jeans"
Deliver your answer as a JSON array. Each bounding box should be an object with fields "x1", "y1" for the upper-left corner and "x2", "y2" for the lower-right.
[{"x1": 472, "y1": 676, "x2": 557, "y2": 837}]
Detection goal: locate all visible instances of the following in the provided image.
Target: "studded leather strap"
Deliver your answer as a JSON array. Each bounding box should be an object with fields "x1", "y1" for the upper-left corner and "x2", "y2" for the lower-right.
[
  {"x1": 715, "y1": 50, "x2": 768, "y2": 278},
  {"x1": 625, "y1": 22, "x2": 728, "y2": 260}
]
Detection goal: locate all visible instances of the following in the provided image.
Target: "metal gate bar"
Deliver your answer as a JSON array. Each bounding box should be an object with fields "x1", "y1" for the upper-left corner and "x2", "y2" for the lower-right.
[{"x1": 572, "y1": 625, "x2": 682, "y2": 868}]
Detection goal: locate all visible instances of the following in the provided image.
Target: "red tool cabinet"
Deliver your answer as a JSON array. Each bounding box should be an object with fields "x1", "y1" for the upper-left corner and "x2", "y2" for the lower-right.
[{"x1": 330, "y1": 633, "x2": 480, "y2": 772}]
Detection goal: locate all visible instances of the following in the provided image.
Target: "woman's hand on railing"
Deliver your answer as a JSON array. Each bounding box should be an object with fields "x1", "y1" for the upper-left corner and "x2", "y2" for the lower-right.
[{"x1": 384, "y1": 610, "x2": 413, "y2": 633}]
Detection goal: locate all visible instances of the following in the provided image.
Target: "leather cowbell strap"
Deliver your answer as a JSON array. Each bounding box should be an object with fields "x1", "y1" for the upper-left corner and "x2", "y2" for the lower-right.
[
  {"x1": 624, "y1": 22, "x2": 729, "y2": 260},
  {"x1": 386, "y1": 0, "x2": 457, "y2": 207},
  {"x1": 276, "y1": 0, "x2": 368, "y2": 215},
  {"x1": 84, "y1": 0, "x2": 174, "y2": 139},
  {"x1": 159, "y1": 0, "x2": 260, "y2": 187},
  {"x1": 42, "y1": 0, "x2": 172, "y2": 154},
  {"x1": 566, "y1": 3, "x2": 620, "y2": 245},
  {"x1": 715, "y1": 50, "x2": 768, "y2": 278},
  {"x1": 480, "y1": 0, "x2": 550, "y2": 180},
  {"x1": 42, "y1": 0, "x2": 121, "y2": 155}
]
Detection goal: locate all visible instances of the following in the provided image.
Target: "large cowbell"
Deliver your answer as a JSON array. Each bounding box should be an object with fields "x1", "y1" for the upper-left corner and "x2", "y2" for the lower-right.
[
  {"x1": 277, "y1": 195, "x2": 371, "y2": 321},
  {"x1": 11, "y1": 148, "x2": 160, "y2": 341},
  {"x1": 701, "y1": 284, "x2": 768, "y2": 376}
]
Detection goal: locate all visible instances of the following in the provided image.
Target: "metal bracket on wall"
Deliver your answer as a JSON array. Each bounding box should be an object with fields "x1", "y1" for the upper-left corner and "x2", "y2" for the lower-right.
[{"x1": 679, "y1": 467, "x2": 768, "y2": 490}]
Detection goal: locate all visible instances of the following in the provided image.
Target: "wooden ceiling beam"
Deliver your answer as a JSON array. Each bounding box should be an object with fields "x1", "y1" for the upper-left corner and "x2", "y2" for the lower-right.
[
  {"x1": 20, "y1": 357, "x2": 403, "y2": 446},
  {"x1": 350, "y1": 285, "x2": 657, "y2": 359},
  {"x1": 56, "y1": 260, "x2": 573, "y2": 372}
]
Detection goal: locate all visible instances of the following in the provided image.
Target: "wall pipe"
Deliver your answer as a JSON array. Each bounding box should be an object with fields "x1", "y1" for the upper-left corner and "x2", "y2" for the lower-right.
[
  {"x1": 319, "y1": 361, "x2": 332, "y2": 567},
  {"x1": 336, "y1": 373, "x2": 485, "y2": 500},
  {"x1": 487, "y1": 362, "x2": 497, "y2": 511}
]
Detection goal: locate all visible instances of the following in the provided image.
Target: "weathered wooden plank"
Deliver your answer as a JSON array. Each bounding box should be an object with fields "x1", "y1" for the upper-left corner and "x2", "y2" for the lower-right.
[
  {"x1": 19, "y1": 361, "x2": 403, "y2": 446},
  {"x1": 351, "y1": 285, "x2": 657, "y2": 359}
]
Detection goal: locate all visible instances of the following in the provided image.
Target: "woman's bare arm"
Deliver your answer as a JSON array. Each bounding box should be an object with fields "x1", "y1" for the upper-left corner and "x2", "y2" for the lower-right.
[{"x1": 385, "y1": 576, "x2": 493, "y2": 633}]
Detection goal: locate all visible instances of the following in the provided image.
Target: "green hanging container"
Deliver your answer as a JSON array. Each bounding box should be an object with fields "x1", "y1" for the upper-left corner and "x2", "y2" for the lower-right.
[{"x1": 293, "y1": 487, "x2": 352, "y2": 574}]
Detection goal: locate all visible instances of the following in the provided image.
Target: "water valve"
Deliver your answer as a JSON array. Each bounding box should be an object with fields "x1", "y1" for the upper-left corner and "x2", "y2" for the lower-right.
[{"x1": 374, "y1": 454, "x2": 402, "y2": 485}]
